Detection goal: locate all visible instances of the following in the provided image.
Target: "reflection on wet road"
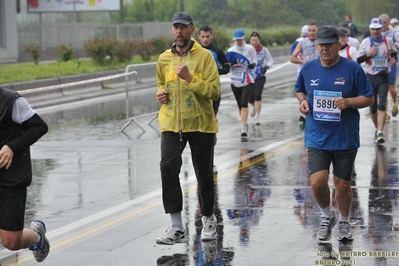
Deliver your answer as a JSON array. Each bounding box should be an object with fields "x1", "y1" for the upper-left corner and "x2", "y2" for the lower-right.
[{"x1": 1, "y1": 62, "x2": 399, "y2": 265}]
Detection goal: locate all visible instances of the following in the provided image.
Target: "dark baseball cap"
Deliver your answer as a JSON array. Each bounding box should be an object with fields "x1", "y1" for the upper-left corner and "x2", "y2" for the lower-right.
[
  {"x1": 171, "y1": 12, "x2": 194, "y2": 26},
  {"x1": 315, "y1": 25, "x2": 339, "y2": 44},
  {"x1": 337, "y1": 27, "x2": 349, "y2": 36}
]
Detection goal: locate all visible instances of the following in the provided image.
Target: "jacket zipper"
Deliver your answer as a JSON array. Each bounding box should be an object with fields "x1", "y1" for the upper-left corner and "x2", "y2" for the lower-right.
[{"x1": 178, "y1": 55, "x2": 182, "y2": 142}]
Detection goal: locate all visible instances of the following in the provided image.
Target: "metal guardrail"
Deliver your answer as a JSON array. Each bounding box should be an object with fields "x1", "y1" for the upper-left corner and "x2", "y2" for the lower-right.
[{"x1": 121, "y1": 63, "x2": 159, "y2": 133}]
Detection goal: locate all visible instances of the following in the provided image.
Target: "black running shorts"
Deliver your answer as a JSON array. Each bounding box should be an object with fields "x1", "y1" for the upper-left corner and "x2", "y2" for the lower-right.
[
  {"x1": 0, "y1": 186, "x2": 27, "y2": 231},
  {"x1": 307, "y1": 148, "x2": 358, "y2": 181}
]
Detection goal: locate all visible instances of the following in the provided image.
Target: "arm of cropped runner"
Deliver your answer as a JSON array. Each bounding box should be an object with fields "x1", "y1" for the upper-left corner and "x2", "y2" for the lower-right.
[
  {"x1": 290, "y1": 42, "x2": 306, "y2": 64},
  {"x1": 217, "y1": 50, "x2": 230, "y2": 75},
  {"x1": 6, "y1": 113, "x2": 48, "y2": 153}
]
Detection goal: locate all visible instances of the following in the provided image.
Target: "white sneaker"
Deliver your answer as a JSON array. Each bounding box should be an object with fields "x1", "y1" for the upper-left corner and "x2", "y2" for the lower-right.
[
  {"x1": 201, "y1": 215, "x2": 217, "y2": 241},
  {"x1": 255, "y1": 117, "x2": 260, "y2": 125},
  {"x1": 29, "y1": 220, "x2": 50, "y2": 262},
  {"x1": 156, "y1": 225, "x2": 188, "y2": 245},
  {"x1": 241, "y1": 125, "x2": 248, "y2": 137}
]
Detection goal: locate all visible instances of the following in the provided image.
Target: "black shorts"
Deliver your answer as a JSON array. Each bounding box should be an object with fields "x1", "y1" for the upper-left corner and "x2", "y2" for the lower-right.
[
  {"x1": 0, "y1": 186, "x2": 27, "y2": 231},
  {"x1": 308, "y1": 148, "x2": 357, "y2": 181}
]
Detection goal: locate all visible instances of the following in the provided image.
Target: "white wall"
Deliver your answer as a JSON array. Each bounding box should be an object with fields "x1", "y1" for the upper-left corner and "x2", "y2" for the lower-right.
[{"x1": 0, "y1": 0, "x2": 18, "y2": 64}]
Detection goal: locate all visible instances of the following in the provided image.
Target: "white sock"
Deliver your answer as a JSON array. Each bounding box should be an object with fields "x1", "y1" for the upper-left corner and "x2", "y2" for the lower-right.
[
  {"x1": 320, "y1": 206, "x2": 331, "y2": 218},
  {"x1": 377, "y1": 130, "x2": 383, "y2": 135},
  {"x1": 340, "y1": 215, "x2": 349, "y2": 223},
  {"x1": 255, "y1": 114, "x2": 259, "y2": 119},
  {"x1": 170, "y1": 212, "x2": 184, "y2": 231}
]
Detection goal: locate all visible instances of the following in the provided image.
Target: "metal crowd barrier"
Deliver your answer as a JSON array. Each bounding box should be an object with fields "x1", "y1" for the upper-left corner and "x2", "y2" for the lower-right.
[{"x1": 121, "y1": 63, "x2": 159, "y2": 133}]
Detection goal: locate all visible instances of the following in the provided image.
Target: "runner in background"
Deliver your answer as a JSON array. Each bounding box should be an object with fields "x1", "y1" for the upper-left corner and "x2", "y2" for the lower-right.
[
  {"x1": 290, "y1": 25, "x2": 308, "y2": 76},
  {"x1": 248, "y1": 31, "x2": 274, "y2": 125},
  {"x1": 197, "y1": 25, "x2": 230, "y2": 118},
  {"x1": 357, "y1": 18, "x2": 398, "y2": 144},
  {"x1": 338, "y1": 27, "x2": 358, "y2": 61},
  {"x1": 226, "y1": 29, "x2": 257, "y2": 138},
  {"x1": 379, "y1": 14, "x2": 399, "y2": 118}
]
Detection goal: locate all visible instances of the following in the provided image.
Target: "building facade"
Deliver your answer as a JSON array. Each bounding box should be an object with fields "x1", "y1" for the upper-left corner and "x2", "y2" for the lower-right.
[{"x1": 0, "y1": 1, "x2": 18, "y2": 64}]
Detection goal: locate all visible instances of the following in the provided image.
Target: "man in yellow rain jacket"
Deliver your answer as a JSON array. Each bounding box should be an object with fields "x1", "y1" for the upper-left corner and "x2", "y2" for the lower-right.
[{"x1": 155, "y1": 12, "x2": 220, "y2": 246}]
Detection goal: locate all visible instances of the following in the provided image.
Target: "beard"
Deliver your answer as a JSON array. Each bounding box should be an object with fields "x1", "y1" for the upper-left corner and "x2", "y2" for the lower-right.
[{"x1": 175, "y1": 36, "x2": 191, "y2": 48}]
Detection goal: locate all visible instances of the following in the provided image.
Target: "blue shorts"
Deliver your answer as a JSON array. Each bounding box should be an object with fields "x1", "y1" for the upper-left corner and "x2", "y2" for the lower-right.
[{"x1": 307, "y1": 148, "x2": 357, "y2": 181}]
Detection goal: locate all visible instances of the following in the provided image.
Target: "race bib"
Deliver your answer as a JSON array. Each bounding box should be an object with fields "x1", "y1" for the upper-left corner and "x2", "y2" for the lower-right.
[
  {"x1": 372, "y1": 55, "x2": 388, "y2": 71},
  {"x1": 230, "y1": 65, "x2": 246, "y2": 83},
  {"x1": 313, "y1": 90, "x2": 341, "y2": 122}
]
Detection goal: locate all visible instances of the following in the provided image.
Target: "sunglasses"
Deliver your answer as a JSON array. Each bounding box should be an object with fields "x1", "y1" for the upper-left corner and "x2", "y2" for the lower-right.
[{"x1": 371, "y1": 28, "x2": 381, "y2": 31}]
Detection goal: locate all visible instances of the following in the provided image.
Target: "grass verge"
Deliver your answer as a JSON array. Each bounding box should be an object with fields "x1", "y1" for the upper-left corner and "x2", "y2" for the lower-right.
[{"x1": 0, "y1": 55, "x2": 159, "y2": 84}]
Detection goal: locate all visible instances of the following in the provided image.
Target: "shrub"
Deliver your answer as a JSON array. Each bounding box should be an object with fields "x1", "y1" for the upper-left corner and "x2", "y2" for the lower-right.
[
  {"x1": 113, "y1": 40, "x2": 135, "y2": 62},
  {"x1": 149, "y1": 36, "x2": 171, "y2": 55},
  {"x1": 57, "y1": 45, "x2": 75, "y2": 62},
  {"x1": 24, "y1": 45, "x2": 41, "y2": 65},
  {"x1": 83, "y1": 38, "x2": 115, "y2": 65},
  {"x1": 132, "y1": 40, "x2": 154, "y2": 61}
]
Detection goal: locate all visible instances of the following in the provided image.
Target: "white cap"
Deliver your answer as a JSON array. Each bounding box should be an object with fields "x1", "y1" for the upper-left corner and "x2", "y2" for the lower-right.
[
  {"x1": 391, "y1": 18, "x2": 399, "y2": 24},
  {"x1": 301, "y1": 25, "x2": 308, "y2": 36}
]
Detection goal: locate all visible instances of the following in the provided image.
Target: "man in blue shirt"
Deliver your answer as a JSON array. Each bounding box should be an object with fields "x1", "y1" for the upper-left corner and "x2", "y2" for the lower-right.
[{"x1": 294, "y1": 26, "x2": 374, "y2": 242}]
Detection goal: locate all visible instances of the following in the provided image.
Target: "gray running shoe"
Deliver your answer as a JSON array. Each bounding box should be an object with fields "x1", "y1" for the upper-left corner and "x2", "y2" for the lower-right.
[
  {"x1": 338, "y1": 221, "x2": 353, "y2": 241},
  {"x1": 392, "y1": 103, "x2": 398, "y2": 117},
  {"x1": 201, "y1": 215, "x2": 217, "y2": 241},
  {"x1": 317, "y1": 211, "x2": 336, "y2": 241},
  {"x1": 156, "y1": 226, "x2": 188, "y2": 245},
  {"x1": 29, "y1": 220, "x2": 50, "y2": 262},
  {"x1": 375, "y1": 132, "x2": 385, "y2": 144}
]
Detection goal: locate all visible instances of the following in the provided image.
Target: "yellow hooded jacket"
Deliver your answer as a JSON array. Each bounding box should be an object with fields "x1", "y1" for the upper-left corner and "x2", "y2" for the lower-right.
[{"x1": 156, "y1": 38, "x2": 220, "y2": 133}]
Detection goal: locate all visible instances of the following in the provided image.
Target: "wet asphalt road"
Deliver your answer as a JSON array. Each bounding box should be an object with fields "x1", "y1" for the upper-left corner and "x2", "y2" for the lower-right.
[{"x1": 1, "y1": 60, "x2": 399, "y2": 266}]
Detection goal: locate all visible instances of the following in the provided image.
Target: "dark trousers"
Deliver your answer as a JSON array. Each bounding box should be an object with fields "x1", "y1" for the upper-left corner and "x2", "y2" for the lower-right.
[
  {"x1": 249, "y1": 76, "x2": 266, "y2": 103},
  {"x1": 160, "y1": 131, "x2": 215, "y2": 216},
  {"x1": 367, "y1": 73, "x2": 389, "y2": 113},
  {"x1": 231, "y1": 83, "x2": 254, "y2": 109}
]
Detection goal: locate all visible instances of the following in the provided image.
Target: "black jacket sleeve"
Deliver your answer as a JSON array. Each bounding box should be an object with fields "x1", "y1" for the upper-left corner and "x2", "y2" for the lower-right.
[
  {"x1": 357, "y1": 54, "x2": 368, "y2": 64},
  {"x1": 7, "y1": 113, "x2": 48, "y2": 152},
  {"x1": 216, "y1": 49, "x2": 230, "y2": 75}
]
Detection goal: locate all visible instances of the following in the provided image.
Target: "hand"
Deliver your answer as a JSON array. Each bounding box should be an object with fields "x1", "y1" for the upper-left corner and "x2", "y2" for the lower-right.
[
  {"x1": 332, "y1": 97, "x2": 348, "y2": 110},
  {"x1": 156, "y1": 90, "x2": 169, "y2": 104},
  {"x1": 176, "y1": 62, "x2": 193, "y2": 83},
  {"x1": 230, "y1": 58, "x2": 238, "y2": 65},
  {"x1": 299, "y1": 99, "x2": 310, "y2": 115},
  {"x1": 0, "y1": 145, "x2": 14, "y2": 170},
  {"x1": 368, "y1": 46, "x2": 378, "y2": 57},
  {"x1": 247, "y1": 63, "x2": 255, "y2": 69},
  {"x1": 261, "y1": 66, "x2": 269, "y2": 74}
]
